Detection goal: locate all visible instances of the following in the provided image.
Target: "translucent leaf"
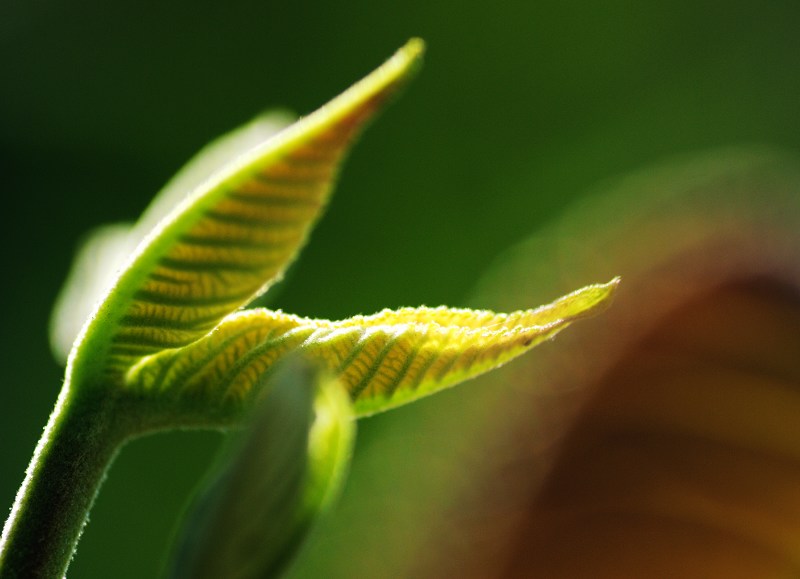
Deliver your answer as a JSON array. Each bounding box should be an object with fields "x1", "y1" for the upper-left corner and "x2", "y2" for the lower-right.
[
  {"x1": 50, "y1": 112, "x2": 295, "y2": 364},
  {"x1": 69, "y1": 39, "x2": 425, "y2": 382},
  {"x1": 134, "y1": 111, "x2": 296, "y2": 244},
  {"x1": 169, "y1": 357, "x2": 354, "y2": 579},
  {"x1": 126, "y1": 279, "x2": 618, "y2": 419}
]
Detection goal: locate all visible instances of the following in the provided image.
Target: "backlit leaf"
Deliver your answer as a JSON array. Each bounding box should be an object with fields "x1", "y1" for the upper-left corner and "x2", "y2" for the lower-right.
[
  {"x1": 69, "y1": 39, "x2": 425, "y2": 382},
  {"x1": 51, "y1": 112, "x2": 296, "y2": 365},
  {"x1": 126, "y1": 279, "x2": 618, "y2": 419}
]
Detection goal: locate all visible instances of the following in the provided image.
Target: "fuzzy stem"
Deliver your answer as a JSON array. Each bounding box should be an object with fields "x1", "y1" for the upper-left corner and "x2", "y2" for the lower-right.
[{"x1": 0, "y1": 382, "x2": 127, "y2": 578}]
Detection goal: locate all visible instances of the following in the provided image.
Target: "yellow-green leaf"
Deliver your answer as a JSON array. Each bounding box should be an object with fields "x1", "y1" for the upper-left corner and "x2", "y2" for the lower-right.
[
  {"x1": 69, "y1": 39, "x2": 424, "y2": 382},
  {"x1": 126, "y1": 279, "x2": 618, "y2": 420},
  {"x1": 50, "y1": 112, "x2": 295, "y2": 365}
]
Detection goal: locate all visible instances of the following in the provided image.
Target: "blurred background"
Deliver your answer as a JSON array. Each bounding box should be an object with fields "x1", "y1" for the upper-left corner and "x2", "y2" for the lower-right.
[{"x1": 2, "y1": 0, "x2": 800, "y2": 576}]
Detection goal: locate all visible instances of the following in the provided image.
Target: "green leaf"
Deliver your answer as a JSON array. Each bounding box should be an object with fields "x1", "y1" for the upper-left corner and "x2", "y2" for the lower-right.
[
  {"x1": 51, "y1": 112, "x2": 296, "y2": 365},
  {"x1": 168, "y1": 357, "x2": 354, "y2": 579},
  {"x1": 68, "y1": 39, "x2": 425, "y2": 383},
  {"x1": 127, "y1": 279, "x2": 618, "y2": 420}
]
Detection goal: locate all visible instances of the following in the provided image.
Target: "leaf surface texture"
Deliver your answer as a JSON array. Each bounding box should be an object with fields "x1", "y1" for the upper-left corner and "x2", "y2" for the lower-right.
[
  {"x1": 128, "y1": 279, "x2": 618, "y2": 417},
  {"x1": 70, "y1": 40, "x2": 424, "y2": 380}
]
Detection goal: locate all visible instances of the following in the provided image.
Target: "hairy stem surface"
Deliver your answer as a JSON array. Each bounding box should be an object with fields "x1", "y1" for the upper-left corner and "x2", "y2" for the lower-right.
[{"x1": 0, "y1": 383, "x2": 127, "y2": 578}]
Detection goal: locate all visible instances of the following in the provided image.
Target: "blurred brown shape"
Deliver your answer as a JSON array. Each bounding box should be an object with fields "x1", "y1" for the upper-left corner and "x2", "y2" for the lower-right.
[{"x1": 421, "y1": 148, "x2": 800, "y2": 578}]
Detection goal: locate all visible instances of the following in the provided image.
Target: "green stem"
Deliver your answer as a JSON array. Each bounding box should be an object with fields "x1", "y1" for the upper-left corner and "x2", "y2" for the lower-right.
[{"x1": 0, "y1": 382, "x2": 128, "y2": 578}]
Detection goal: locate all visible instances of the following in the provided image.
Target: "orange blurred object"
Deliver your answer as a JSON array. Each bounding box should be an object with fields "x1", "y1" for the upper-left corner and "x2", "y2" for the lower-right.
[{"x1": 422, "y1": 148, "x2": 800, "y2": 578}]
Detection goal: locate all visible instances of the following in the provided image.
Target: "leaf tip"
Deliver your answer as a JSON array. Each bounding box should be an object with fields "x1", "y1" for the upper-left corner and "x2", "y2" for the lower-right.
[
  {"x1": 602, "y1": 275, "x2": 622, "y2": 299},
  {"x1": 399, "y1": 37, "x2": 426, "y2": 65},
  {"x1": 601, "y1": 275, "x2": 622, "y2": 301},
  {"x1": 352, "y1": 38, "x2": 425, "y2": 108},
  {"x1": 572, "y1": 276, "x2": 622, "y2": 318}
]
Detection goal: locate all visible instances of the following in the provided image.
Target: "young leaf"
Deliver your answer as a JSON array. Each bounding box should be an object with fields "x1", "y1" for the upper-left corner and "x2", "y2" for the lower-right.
[
  {"x1": 50, "y1": 112, "x2": 296, "y2": 364},
  {"x1": 2, "y1": 38, "x2": 622, "y2": 579},
  {"x1": 126, "y1": 279, "x2": 618, "y2": 420},
  {"x1": 68, "y1": 39, "x2": 425, "y2": 382},
  {"x1": 169, "y1": 357, "x2": 354, "y2": 579}
]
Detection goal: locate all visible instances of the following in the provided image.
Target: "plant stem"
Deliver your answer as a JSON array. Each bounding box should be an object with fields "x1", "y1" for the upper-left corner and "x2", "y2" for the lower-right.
[{"x1": 0, "y1": 382, "x2": 127, "y2": 578}]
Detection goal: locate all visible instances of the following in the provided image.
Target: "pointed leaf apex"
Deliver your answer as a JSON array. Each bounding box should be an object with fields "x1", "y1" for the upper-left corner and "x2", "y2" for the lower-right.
[
  {"x1": 67, "y1": 40, "x2": 425, "y2": 383},
  {"x1": 280, "y1": 37, "x2": 424, "y2": 146},
  {"x1": 126, "y1": 279, "x2": 620, "y2": 423}
]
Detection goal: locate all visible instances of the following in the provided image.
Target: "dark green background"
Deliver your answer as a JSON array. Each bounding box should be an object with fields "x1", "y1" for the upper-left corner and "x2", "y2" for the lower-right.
[{"x1": 2, "y1": 1, "x2": 799, "y2": 576}]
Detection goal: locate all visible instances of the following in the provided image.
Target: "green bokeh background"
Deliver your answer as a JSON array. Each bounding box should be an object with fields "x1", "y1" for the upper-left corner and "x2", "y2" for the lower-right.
[{"x1": 2, "y1": 1, "x2": 799, "y2": 576}]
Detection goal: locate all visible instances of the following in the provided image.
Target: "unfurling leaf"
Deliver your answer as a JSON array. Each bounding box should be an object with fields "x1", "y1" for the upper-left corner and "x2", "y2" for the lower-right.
[
  {"x1": 2, "y1": 37, "x2": 623, "y2": 579},
  {"x1": 68, "y1": 39, "x2": 425, "y2": 383},
  {"x1": 56, "y1": 36, "x2": 618, "y2": 431},
  {"x1": 127, "y1": 279, "x2": 618, "y2": 419},
  {"x1": 169, "y1": 357, "x2": 354, "y2": 579}
]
